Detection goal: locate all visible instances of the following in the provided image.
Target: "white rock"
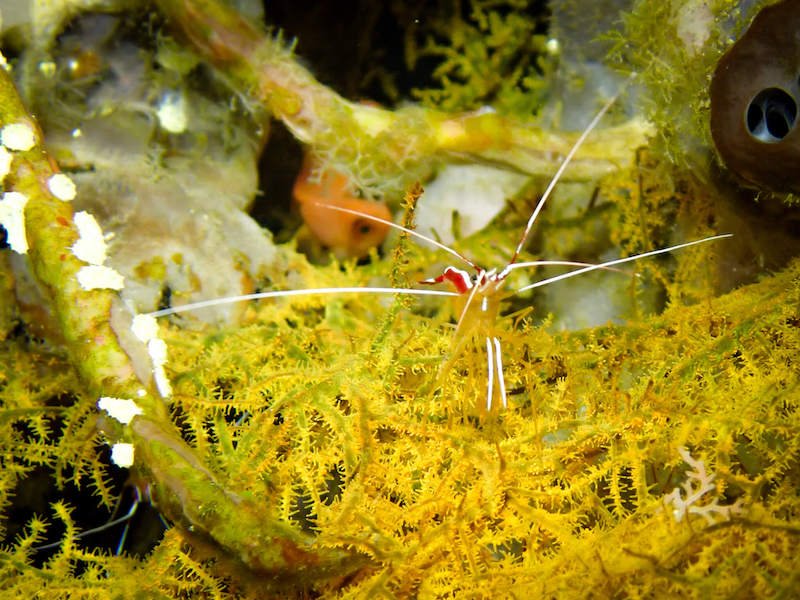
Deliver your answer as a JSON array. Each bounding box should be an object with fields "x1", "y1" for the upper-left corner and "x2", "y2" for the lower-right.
[
  {"x1": 415, "y1": 164, "x2": 528, "y2": 246},
  {"x1": 156, "y1": 91, "x2": 188, "y2": 134},
  {"x1": 676, "y1": 0, "x2": 714, "y2": 56},
  {"x1": 153, "y1": 364, "x2": 173, "y2": 398},
  {"x1": 130, "y1": 314, "x2": 171, "y2": 397},
  {"x1": 148, "y1": 338, "x2": 172, "y2": 398}
]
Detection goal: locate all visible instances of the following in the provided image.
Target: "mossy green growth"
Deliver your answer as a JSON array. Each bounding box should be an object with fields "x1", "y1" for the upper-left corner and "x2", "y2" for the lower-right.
[
  {"x1": 613, "y1": 0, "x2": 769, "y2": 182},
  {"x1": 406, "y1": 0, "x2": 552, "y2": 115}
]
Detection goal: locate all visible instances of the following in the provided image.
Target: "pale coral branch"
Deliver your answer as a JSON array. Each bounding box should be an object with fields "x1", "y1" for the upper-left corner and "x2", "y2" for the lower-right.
[{"x1": 664, "y1": 447, "x2": 744, "y2": 525}]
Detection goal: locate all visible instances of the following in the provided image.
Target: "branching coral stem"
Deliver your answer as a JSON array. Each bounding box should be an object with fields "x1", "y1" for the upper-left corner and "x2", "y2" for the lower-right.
[
  {"x1": 0, "y1": 62, "x2": 368, "y2": 579},
  {"x1": 155, "y1": 0, "x2": 651, "y2": 191}
]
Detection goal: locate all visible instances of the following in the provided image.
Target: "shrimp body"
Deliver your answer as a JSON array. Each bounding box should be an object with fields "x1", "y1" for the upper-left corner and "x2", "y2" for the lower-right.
[
  {"x1": 418, "y1": 227, "x2": 731, "y2": 412},
  {"x1": 440, "y1": 268, "x2": 509, "y2": 411}
]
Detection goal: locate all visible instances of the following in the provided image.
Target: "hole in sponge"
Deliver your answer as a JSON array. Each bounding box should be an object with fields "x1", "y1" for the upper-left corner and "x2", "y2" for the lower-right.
[{"x1": 746, "y1": 87, "x2": 797, "y2": 142}]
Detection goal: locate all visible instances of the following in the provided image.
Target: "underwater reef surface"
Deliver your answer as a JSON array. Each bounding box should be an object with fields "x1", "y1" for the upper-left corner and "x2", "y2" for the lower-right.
[{"x1": 0, "y1": 0, "x2": 798, "y2": 597}]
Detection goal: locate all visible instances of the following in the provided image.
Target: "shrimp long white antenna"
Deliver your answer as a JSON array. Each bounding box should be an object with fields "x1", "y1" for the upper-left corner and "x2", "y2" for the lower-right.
[
  {"x1": 508, "y1": 73, "x2": 637, "y2": 265},
  {"x1": 145, "y1": 199, "x2": 483, "y2": 320},
  {"x1": 147, "y1": 287, "x2": 459, "y2": 318},
  {"x1": 34, "y1": 487, "x2": 141, "y2": 553},
  {"x1": 507, "y1": 259, "x2": 629, "y2": 276},
  {"x1": 514, "y1": 233, "x2": 733, "y2": 293},
  {"x1": 311, "y1": 202, "x2": 479, "y2": 270},
  {"x1": 308, "y1": 202, "x2": 630, "y2": 280}
]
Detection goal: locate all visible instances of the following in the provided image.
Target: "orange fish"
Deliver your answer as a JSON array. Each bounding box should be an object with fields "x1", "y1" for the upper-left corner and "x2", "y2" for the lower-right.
[{"x1": 292, "y1": 154, "x2": 392, "y2": 259}]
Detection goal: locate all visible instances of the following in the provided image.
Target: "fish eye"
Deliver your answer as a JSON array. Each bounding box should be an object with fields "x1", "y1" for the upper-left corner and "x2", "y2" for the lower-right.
[{"x1": 353, "y1": 219, "x2": 372, "y2": 236}]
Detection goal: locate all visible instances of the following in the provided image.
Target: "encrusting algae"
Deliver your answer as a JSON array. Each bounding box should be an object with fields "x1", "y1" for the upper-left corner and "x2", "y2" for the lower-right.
[{"x1": 0, "y1": 0, "x2": 799, "y2": 598}]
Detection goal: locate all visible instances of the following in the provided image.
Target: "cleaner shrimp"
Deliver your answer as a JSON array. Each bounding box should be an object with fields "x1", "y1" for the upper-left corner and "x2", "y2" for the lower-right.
[{"x1": 146, "y1": 90, "x2": 731, "y2": 412}]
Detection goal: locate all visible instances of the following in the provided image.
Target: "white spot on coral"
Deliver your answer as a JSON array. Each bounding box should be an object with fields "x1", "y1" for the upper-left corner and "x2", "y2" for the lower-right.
[
  {"x1": 131, "y1": 313, "x2": 159, "y2": 343},
  {"x1": 147, "y1": 337, "x2": 168, "y2": 364},
  {"x1": 111, "y1": 443, "x2": 135, "y2": 468},
  {"x1": 136, "y1": 388, "x2": 146, "y2": 397},
  {"x1": 0, "y1": 147, "x2": 12, "y2": 180},
  {"x1": 47, "y1": 173, "x2": 77, "y2": 201},
  {"x1": 156, "y1": 91, "x2": 188, "y2": 134},
  {"x1": 148, "y1": 338, "x2": 172, "y2": 398},
  {"x1": 131, "y1": 314, "x2": 172, "y2": 398},
  {"x1": 1, "y1": 122, "x2": 36, "y2": 151},
  {"x1": 98, "y1": 396, "x2": 143, "y2": 424},
  {"x1": 153, "y1": 364, "x2": 172, "y2": 398},
  {"x1": 71, "y1": 211, "x2": 108, "y2": 265},
  {"x1": 77, "y1": 265, "x2": 125, "y2": 290},
  {"x1": 0, "y1": 191, "x2": 29, "y2": 253}
]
